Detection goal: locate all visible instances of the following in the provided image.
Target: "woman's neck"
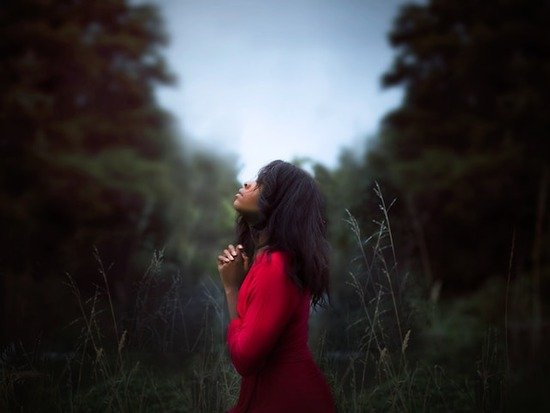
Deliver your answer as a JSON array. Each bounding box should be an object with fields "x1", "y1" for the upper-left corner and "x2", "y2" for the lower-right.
[
  {"x1": 251, "y1": 227, "x2": 269, "y2": 260},
  {"x1": 252, "y1": 230, "x2": 267, "y2": 246}
]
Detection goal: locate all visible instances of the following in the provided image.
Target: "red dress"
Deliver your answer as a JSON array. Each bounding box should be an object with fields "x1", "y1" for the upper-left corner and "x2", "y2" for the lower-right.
[{"x1": 226, "y1": 249, "x2": 336, "y2": 413}]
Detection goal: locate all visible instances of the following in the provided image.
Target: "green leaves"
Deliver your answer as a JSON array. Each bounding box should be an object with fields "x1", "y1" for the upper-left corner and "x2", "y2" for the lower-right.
[{"x1": 0, "y1": 0, "x2": 239, "y2": 345}]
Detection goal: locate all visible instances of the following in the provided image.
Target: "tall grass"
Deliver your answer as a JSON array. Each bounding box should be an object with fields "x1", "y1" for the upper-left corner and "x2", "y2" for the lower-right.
[
  {"x1": 0, "y1": 182, "x2": 519, "y2": 412},
  {"x1": 317, "y1": 182, "x2": 478, "y2": 412}
]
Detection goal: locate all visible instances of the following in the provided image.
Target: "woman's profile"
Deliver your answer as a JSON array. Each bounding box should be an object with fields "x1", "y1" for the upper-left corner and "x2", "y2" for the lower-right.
[{"x1": 217, "y1": 160, "x2": 336, "y2": 412}]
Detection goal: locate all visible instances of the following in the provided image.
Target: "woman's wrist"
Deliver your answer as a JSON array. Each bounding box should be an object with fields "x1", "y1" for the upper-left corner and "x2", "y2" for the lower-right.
[
  {"x1": 224, "y1": 286, "x2": 239, "y2": 295},
  {"x1": 224, "y1": 288, "x2": 239, "y2": 320}
]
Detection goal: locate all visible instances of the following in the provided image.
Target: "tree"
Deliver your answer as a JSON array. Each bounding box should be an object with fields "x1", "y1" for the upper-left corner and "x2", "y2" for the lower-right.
[
  {"x1": 0, "y1": 0, "x2": 238, "y2": 344},
  {"x1": 363, "y1": 0, "x2": 550, "y2": 291}
]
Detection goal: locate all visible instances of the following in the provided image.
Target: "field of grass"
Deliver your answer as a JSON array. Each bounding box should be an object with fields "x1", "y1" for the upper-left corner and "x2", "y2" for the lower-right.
[{"x1": 1, "y1": 187, "x2": 547, "y2": 412}]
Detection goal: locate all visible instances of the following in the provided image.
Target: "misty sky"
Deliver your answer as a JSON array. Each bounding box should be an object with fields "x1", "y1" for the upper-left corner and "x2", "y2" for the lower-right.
[{"x1": 153, "y1": 0, "x2": 409, "y2": 182}]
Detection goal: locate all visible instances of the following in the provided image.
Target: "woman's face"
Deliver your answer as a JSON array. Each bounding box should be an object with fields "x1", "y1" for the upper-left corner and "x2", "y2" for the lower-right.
[{"x1": 233, "y1": 180, "x2": 261, "y2": 213}]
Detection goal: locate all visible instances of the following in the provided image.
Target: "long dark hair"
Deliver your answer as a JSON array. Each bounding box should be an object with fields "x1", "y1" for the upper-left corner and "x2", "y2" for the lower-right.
[{"x1": 235, "y1": 160, "x2": 331, "y2": 309}]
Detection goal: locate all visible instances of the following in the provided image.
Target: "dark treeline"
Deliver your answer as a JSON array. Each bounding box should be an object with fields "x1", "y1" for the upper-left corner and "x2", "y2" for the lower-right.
[
  {"x1": 0, "y1": 0, "x2": 238, "y2": 349},
  {"x1": 324, "y1": 0, "x2": 549, "y2": 292},
  {"x1": 0, "y1": 0, "x2": 548, "y2": 411},
  {"x1": 315, "y1": 0, "x2": 549, "y2": 409}
]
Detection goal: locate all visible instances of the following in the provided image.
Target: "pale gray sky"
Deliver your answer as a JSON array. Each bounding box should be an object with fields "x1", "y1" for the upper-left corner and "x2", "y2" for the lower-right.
[{"x1": 153, "y1": 0, "x2": 408, "y2": 182}]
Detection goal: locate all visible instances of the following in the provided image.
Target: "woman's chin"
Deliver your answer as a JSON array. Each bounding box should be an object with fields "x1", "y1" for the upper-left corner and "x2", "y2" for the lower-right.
[{"x1": 233, "y1": 202, "x2": 245, "y2": 214}]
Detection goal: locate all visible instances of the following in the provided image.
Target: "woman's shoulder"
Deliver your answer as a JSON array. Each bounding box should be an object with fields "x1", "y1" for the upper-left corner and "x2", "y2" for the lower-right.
[
  {"x1": 250, "y1": 249, "x2": 290, "y2": 280},
  {"x1": 255, "y1": 248, "x2": 288, "y2": 266}
]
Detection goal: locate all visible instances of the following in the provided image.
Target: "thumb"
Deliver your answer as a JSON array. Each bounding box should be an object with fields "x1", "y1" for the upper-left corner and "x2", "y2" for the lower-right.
[
  {"x1": 238, "y1": 245, "x2": 250, "y2": 267},
  {"x1": 237, "y1": 244, "x2": 247, "y2": 256}
]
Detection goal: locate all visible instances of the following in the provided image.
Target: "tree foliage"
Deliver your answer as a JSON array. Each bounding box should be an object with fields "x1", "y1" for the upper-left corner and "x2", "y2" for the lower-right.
[
  {"x1": 0, "y1": 0, "x2": 238, "y2": 344},
  {"x1": 351, "y1": 0, "x2": 550, "y2": 291}
]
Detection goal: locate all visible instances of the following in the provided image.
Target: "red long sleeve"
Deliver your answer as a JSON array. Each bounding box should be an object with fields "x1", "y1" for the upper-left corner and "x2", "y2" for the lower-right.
[
  {"x1": 225, "y1": 249, "x2": 336, "y2": 412},
  {"x1": 227, "y1": 251, "x2": 300, "y2": 377}
]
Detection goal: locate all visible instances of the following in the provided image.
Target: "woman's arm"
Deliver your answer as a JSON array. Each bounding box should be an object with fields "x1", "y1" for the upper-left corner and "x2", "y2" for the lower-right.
[
  {"x1": 226, "y1": 251, "x2": 300, "y2": 377},
  {"x1": 225, "y1": 288, "x2": 239, "y2": 320}
]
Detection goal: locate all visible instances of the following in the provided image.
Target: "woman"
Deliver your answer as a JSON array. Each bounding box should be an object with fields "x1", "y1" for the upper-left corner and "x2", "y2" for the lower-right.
[{"x1": 217, "y1": 160, "x2": 336, "y2": 413}]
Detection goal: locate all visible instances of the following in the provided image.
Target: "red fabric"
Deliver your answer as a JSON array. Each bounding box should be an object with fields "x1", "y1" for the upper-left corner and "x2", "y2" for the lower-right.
[{"x1": 226, "y1": 249, "x2": 336, "y2": 413}]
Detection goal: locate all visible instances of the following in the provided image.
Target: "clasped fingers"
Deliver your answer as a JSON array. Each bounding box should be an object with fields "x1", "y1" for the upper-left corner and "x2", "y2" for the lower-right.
[{"x1": 217, "y1": 244, "x2": 242, "y2": 265}]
